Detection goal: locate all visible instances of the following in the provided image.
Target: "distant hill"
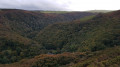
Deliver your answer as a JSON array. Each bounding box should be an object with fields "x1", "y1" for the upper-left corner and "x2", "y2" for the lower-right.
[
  {"x1": 86, "y1": 10, "x2": 113, "y2": 13},
  {"x1": 37, "y1": 11, "x2": 71, "y2": 14},
  {"x1": 34, "y1": 10, "x2": 113, "y2": 14}
]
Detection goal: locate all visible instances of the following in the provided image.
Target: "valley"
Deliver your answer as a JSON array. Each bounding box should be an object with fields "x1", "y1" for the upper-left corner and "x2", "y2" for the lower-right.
[{"x1": 0, "y1": 9, "x2": 120, "y2": 67}]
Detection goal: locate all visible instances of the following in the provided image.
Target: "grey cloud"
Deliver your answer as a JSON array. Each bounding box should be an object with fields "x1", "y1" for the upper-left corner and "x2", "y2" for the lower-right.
[{"x1": 0, "y1": 0, "x2": 70, "y2": 11}]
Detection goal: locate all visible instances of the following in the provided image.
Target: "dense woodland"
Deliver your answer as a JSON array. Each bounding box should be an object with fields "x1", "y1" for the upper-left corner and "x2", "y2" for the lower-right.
[{"x1": 0, "y1": 9, "x2": 120, "y2": 67}]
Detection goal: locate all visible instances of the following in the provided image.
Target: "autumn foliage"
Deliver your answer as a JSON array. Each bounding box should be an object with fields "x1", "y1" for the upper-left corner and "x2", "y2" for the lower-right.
[{"x1": 0, "y1": 9, "x2": 120, "y2": 67}]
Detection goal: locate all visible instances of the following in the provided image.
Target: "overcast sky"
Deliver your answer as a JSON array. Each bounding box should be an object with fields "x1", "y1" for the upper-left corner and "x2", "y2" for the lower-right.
[{"x1": 0, "y1": 0, "x2": 120, "y2": 11}]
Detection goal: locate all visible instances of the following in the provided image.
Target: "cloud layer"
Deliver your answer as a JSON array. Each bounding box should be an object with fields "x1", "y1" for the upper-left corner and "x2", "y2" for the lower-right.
[
  {"x1": 0, "y1": 0, "x2": 120, "y2": 11},
  {"x1": 0, "y1": 0, "x2": 71, "y2": 11}
]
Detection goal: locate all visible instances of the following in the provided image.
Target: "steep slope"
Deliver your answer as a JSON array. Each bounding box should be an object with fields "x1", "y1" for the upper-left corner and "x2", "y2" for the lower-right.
[
  {"x1": 0, "y1": 9, "x2": 120, "y2": 66},
  {"x1": 0, "y1": 20, "x2": 43, "y2": 64},
  {"x1": 0, "y1": 9, "x2": 96, "y2": 38},
  {"x1": 0, "y1": 10, "x2": 120, "y2": 67},
  {"x1": 35, "y1": 10, "x2": 120, "y2": 53},
  {"x1": 0, "y1": 9, "x2": 96, "y2": 63}
]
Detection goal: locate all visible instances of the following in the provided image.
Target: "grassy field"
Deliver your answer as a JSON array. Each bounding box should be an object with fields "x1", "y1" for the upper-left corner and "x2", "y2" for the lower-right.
[
  {"x1": 86, "y1": 10, "x2": 113, "y2": 13},
  {"x1": 40, "y1": 10, "x2": 113, "y2": 14}
]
